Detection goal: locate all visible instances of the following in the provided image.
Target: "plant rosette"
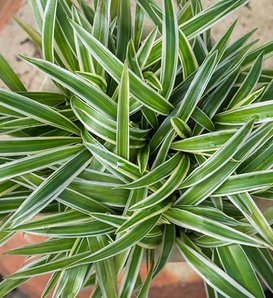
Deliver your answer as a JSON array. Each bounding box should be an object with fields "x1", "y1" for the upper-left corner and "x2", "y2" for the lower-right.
[{"x1": 0, "y1": 0, "x2": 273, "y2": 298}]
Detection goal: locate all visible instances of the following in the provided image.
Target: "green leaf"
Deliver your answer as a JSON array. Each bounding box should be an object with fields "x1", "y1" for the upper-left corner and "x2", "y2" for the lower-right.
[
  {"x1": 0, "y1": 88, "x2": 79, "y2": 134},
  {"x1": 42, "y1": 0, "x2": 58, "y2": 62},
  {"x1": 133, "y1": 4, "x2": 145, "y2": 49},
  {"x1": 137, "y1": 27, "x2": 158, "y2": 69},
  {"x1": 116, "y1": 0, "x2": 132, "y2": 61},
  {"x1": 6, "y1": 238, "x2": 75, "y2": 255},
  {"x1": 71, "y1": 21, "x2": 173, "y2": 115},
  {"x1": 76, "y1": 72, "x2": 107, "y2": 91},
  {"x1": 83, "y1": 132, "x2": 142, "y2": 180},
  {"x1": 92, "y1": 0, "x2": 111, "y2": 74},
  {"x1": 180, "y1": 120, "x2": 254, "y2": 188},
  {"x1": 0, "y1": 145, "x2": 82, "y2": 182},
  {"x1": 215, "y1": 101, "x2": 273, "y2": 126},
  {"x1": 244, "y1": 247, "x2": 273, "y2": 292},
  {"x1": 27, "y1": 220, "x2": 114, "y2": 238},
  {"x1": 28, "y1": 0, "x2": 45, "y2": 30},
  {"x1": 136, "y1": 251, "x2": 154, "y2": 298},
  {"x1": 117, "y1": 201, "x2": 171, "y2": 233},
  {"x1": 117, "y1": 62, "x2": 130, "y2": 159},
  {"x1": 150, "y1": 50, "x2": 218, "y2": 151},
  {"x1": 137, "y1": 145, "x2": 150, "y2": 174},
  {"x1": 228, "y1": 193, "x2": 273, "y2": 246},
  {"x1": 165, "y1": 208, "x2": 262, "y2": 246},
  {"x1": 213, "y1": 170, "x2": 273, "y2": 196},
  {"x1": 14, "y1": 16, "x2": 42, "y2": 48},
  {"x1": 176, "y1": 240, "x2": 255, "y2": 298},
  {"x1": 14, "y1": 210, "x2": 88, "y2": 230},
  {"x1": 171, "y1": 129, "x2": 235, "y2": 153},
  {"x1": 119, "y1": 246, "x2": 143, "y2": 298},
  {"x1": 153, "y1": 223, "x2": 175, "y2": 278},
  {"x1": 0, "y1": 136, "x2": 80, "y2": 156},
  {"x1": 177, "y1": 123, "x2": 273, "y2": 205},
  {"x1": 181, "y1": 0, "x2": 247, "y2": 39},
  {"x1": 130, "y1": 155, "x2": 190, "y2": 210},
  {"x1": 178, "y1": 30, "x2": 198, "y2": 78},
  {"x1": 8, "y1": 216, "x2": 159, "y2": 278},
  {"x1": 22, "y1": 56, "x2": 117, "y2": 119},
  {"x1": 89, "y1": 236, "x2": 118, "y2": 298},
  {"x1": 170, "y1": 117, "x2": 191, "y2": 139},
  {"x1": 137, "y1": 0, "x2": 162, "y2": 30},
  {"x1": 72, "y1": 7, "x2": 93, "y2": 73},
  {"x1": 10, "y1": 149, "x2": 91, "y2": 227},
  {"x1": 228, "y1": 53, "x2": 263, "y2": 109},
  {"x1": 143, "y1": 71, "x2": 162, "y2": 92},
  {"x1": 71, "y1": 97, "x2": 146, "y2": 148},
  {"x1": 191, "y1": 107, "x2": 215, "y2": 132},
  {"x1": 146, "y1": 0, "x2": 248, "y2": 68},
  {"x1": 160, "y1": 0, "x2": 179, "y2": 99},
  {"x1": 0, "y1": 54, "x2": 26, "y2": 91},
  {"x1": 217, "y1": 244, "x2": 265, "y2": 298},
  {"x1": 120, "y1": 153, "x2": 181, "y2": 189}
]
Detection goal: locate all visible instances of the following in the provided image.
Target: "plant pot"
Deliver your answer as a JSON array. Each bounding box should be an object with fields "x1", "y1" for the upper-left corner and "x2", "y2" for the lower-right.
[{"x1": 0, "y1": 232, "x2": 205, "y2": 298}]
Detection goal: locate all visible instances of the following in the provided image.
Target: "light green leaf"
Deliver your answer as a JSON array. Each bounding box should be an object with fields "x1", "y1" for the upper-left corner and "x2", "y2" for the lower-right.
[
  {"x1": 120, "y1": 153, "x2": 181, "y2": 190},
  {"x1": 213, "y1": 170, "x2": 273, "y2": 196},
  {"x1": 0, "y1": 88, "x2": 79, "y2": 134},
  {"x1": 117, "y1": 62, "x2": 130, "y2": 159},
  {"x1": 176, "y1": 240, "x2": 255, "y2": 298},
  {"x1": 0, "y1": 136, "x2": 80, "y2": 156},
  {"x1": 150, "y1": 51, "x2": 218, "y2": 151},
  {"x1": 171, "y1": 129, "x2": 235, "y2": 153},
  {"x1": 130, "y1": 155, "x2": 190, "y2": 210},
  {"x1": 8, "y1": 216, "x2": 159, "y2": 278},
  {"x1": 71, "y1": 21, "x2": 173, "y2": 115},
  {"x1": 228, "y1": 193, "x2": 273, "y2": 246},
  {"x1": 0, "y1": 54, "x2": 26, "y2": 91},
  {"x1": 244, "y1": 247, "x2": 273, "y2": 292},
  {"x1": 119, "y1": 246, "x2": 143, "y2": 298},
  {"x1": 228, "y1": 53, "x2": 263, "y2": 109},
  {"x1": 0, "y1": 145, "x2": 82, "y2": 182},
  {"x1": 10, "y1": 149, "x2": 91, "y2": 227},
  {"x1": 160, "y1": 0, "x2": 179, "y2": 99},
  {"x1": 217, "y1": 244, "x2": 265, "y2": 298},
  {"x1": 180, "y1": 120, "x2": 254, "y2": 188},
  {"x1": 215, "y1": 101, "x2": 273, "y2": 126},
  {"x1": 42, "y1": 0, "x2": 58, "y2": 62},
  {"x1": 178, "y1": 29, "x2": 198, "y2": 78},
  {"x1": 165, "y1": 208, "x2": 262, "y2": 246}
]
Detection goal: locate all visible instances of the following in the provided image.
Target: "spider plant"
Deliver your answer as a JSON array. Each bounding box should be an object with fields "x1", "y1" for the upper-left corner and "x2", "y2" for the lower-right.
[{"x1": 0, "y1": 0, "x2": 273, "y2": 297}]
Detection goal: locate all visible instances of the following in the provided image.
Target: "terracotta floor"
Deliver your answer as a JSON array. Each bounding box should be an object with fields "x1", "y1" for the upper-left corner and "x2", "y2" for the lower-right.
[{"x1": 0, "y1": 0, "x2": 22, "y2": 31}]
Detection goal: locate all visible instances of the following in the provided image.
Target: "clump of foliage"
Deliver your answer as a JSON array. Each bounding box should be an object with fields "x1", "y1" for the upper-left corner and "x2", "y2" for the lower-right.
[{"x1": 0, "y1": 0, "x2": 273, "y2": 297}]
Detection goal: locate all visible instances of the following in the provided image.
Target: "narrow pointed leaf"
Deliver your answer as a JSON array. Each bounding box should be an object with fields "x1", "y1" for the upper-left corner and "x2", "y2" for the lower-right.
[
  {"x1": 71, "y1": 21, "x2": 173, "y2": 115},
  {"x1": 42, "y1": 0, "x2": 58, "y2": 62},
  {"x1": 0, "y1": 88, "x2": 79, "y2": 134},
  {"x1": 117, "y1": 62, "x2": 130, "y2": 159},
  {"x1": 217, "y1": 245, "x2": 265, "y2": 298},
  {"x1": 176, "y1": 240, "x2": 255, "y2": 298}
]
